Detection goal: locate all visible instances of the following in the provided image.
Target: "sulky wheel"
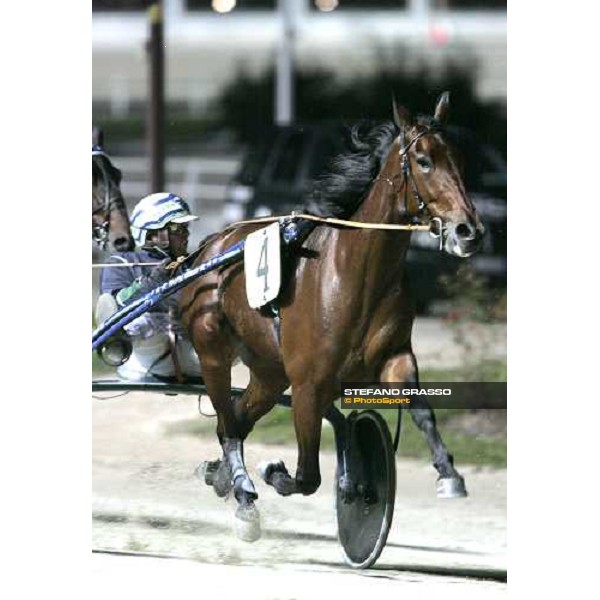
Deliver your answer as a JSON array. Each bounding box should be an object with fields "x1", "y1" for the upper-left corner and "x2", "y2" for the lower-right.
[{"x1": 336, "y1": 409, "x2": 397, "y2": 569}]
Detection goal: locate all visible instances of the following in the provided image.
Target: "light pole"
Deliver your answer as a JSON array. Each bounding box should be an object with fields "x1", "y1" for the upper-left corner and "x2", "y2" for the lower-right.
[
  {"x1": 147, "y1": 0, "x2": 165, "y2": 193},
  {"x1": 276, "y1": 0, "x2": 296, "y2": 125}
]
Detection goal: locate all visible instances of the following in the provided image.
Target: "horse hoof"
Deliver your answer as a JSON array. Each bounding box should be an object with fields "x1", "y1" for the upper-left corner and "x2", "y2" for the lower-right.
[
  {"x1": 437, "y1": 476, "x2": 468, "y2": 498},
  {"x1": 234, "y1": 504, "x2": 261, "y2": 543},
  {"x1": 257, "y1": 460, "x2": 288, "y2": 484},
  {"x1": 195, "y1": 460, "x2": 221, "y2": 487},
  {"x1": 200, "y1": 460, "x2": 232, "y2": 498},
  {"x1": 213, "y1": 471, "x2": 232, "y2": 498}
]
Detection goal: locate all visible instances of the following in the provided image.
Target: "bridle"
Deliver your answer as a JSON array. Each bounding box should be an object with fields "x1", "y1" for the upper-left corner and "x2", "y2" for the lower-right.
[
  {"x1": 92, "y1": 146, "x2": 125, "y2": 250},
  {"x1": 378, "y1": 124, "x2": 444, "y2": 250}
]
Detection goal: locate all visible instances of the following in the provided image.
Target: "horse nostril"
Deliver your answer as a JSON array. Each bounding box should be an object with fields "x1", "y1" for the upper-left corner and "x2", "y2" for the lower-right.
[
  {"x1": 113, "y1": 237, "x2": 129, "y2": 251},
  {"x1": 455, "y1": 223, "x2": 474, "y2": 240}
]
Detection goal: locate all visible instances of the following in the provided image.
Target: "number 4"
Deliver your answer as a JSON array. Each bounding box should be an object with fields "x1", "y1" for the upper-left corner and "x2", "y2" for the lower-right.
[{"x1": 257, "y1": 234, "x2": 269, "y2": 293}]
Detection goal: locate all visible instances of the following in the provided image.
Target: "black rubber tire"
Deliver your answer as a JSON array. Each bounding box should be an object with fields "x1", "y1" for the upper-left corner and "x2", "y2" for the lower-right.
[{"x1": 336, "y1": 410, "x2": 396, "y2": 569}]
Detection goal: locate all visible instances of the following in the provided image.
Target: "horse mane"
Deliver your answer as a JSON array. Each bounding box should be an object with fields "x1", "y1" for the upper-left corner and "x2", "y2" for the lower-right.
[{"x1": 304, "y1": 121, "x2": 399, "y2": 218}]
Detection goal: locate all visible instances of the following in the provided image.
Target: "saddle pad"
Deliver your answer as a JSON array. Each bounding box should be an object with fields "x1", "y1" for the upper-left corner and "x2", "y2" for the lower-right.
[{"x1": 244, "y1": 223, "x2": 281, "y2": 309}]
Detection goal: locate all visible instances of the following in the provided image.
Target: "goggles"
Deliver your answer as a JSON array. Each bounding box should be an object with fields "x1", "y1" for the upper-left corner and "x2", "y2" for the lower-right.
[{"x1": 165, "y1": 222, "x2": 189, "y2": 235}]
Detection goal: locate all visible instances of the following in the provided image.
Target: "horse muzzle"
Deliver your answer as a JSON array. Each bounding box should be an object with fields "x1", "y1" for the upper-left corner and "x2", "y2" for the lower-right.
[
  {"x1": 111, "y1": 234, "x2": 135, "y2": 252},
  {"x1": 444, "y1": 221, "x2": 485, "y2": 258}
]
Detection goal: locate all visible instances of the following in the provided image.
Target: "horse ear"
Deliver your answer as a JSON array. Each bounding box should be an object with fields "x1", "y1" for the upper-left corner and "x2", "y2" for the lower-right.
[
  {"x1": 433, "y1": 92, "x2": 451, "y2": 124},
  {"x1": 392, "y1": 96, "x2": 412, "y2": 129},
  {"x1": 92, "y1": 126, "x2": 104, "y2": 147}
]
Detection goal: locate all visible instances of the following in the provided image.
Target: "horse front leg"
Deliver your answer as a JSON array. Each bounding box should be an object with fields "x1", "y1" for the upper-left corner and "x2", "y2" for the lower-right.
[
  {"x1": 259, "y1": 382, "x2": 326, "y2": 497},
  {"x1": 380, "y1": 353, "x2": 467, "y2": 498}
]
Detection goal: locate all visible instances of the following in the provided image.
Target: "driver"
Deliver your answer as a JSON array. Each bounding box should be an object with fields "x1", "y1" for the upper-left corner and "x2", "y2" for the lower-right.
[{"x1": 95, "y1": 192, "x2": 202, "y2": 381}]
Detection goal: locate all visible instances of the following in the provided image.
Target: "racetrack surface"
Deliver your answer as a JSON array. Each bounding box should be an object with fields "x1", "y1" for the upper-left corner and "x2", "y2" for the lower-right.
[
  {"x1": 92, "y1": 368, "x2": 506, "y2": 597},
  {"x1": 92, "y1": 551, "x2": 506, "y2": 600}
]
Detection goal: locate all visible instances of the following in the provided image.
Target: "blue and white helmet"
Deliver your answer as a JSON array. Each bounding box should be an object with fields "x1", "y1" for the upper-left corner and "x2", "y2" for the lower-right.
[{"x1": 130, "y1": 192, "x2": 198, "y2": 246}]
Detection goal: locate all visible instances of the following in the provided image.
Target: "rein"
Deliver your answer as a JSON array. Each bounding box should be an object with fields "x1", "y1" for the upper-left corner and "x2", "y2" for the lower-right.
[
  {"x1": 91, "y1": 213, "x2": 432, "y2": 271},
  {"x1": 92, "y1": 256, "x2": 186, "y2": 270},
  {"x1": 91, "y1": 214, "x2": 429, "y2": 270},
  {"x1": 92, "y1": 262, "x2": 163, "y2": 269},
  {"x1": 222, "y1": 212, "x2": 431, "y2": 232}
]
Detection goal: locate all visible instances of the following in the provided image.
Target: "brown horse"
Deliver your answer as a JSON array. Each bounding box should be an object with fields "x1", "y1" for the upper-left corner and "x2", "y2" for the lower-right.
[
  {"x1": 92, "y1": 127, "x2": 134, "y2": 252},
  {"x1": 181, "y1": 93, "x2": 484, "y2": 539}
]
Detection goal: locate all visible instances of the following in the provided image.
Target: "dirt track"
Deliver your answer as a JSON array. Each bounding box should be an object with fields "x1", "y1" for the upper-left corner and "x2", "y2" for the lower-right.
[{"x1": 92, "y1": 376, "x2": 506, "y2": 597}]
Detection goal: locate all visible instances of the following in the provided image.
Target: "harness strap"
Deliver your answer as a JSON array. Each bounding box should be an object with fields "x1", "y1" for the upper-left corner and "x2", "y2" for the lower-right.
[{"x1": 399, "y1": 128, "x2": 438, "y2": 220}]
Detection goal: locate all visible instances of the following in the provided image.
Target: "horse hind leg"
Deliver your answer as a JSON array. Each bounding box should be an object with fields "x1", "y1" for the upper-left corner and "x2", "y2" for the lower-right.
[
  {"x1": 194, "y1": 362, "x2": 239, "y2": 500},
  {"x1": 197, "y1": 436, "x2": 261, "y2": 541},
  {"x1": 380, "y1": 352, "x2": 467, "y2": 498},
  {"x1": 190, "y1": 314, "x2": 262, "y2": 541},
  {"x1": 216, "y1": 369, "x2": 288, "y2": 540}
]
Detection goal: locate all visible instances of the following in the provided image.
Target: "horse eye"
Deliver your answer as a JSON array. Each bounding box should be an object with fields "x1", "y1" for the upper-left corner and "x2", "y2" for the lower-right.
[{"x1": 416, "y1": 156, "x2": 433, "y2": 172}]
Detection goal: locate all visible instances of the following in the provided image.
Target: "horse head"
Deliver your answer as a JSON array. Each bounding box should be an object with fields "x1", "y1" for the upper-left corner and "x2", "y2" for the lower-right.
[
  {"x1": 391, "y1": 92, "x2": 485, "y2": 258},
  {"x1": 92, "y1": 127, "x2": 134, "y2": 252}
]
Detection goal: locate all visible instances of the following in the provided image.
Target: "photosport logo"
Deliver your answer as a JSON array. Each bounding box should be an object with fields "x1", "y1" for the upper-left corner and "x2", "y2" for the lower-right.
[{"x1": 340, "y1": 383, "x2": 507, "y2": 409}]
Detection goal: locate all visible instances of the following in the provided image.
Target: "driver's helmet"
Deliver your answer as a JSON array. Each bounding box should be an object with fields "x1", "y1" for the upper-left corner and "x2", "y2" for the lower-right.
[{"x1": 130, "y1": 192, "x2": 198, "y2": 246}]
